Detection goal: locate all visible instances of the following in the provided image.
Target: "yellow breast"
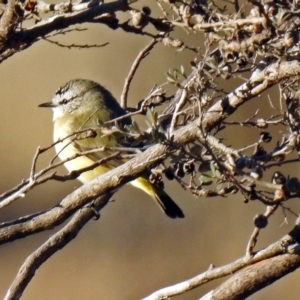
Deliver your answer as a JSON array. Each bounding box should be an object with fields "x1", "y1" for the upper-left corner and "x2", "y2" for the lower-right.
[{"x1": 53, "y1": 116, "x2": 113, "y2": 184}]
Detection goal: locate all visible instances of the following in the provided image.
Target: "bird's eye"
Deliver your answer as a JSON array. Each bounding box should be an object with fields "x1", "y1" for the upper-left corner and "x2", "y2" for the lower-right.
[{"x1": 61, "y1": 99, "x2": 68, "y2": 105}]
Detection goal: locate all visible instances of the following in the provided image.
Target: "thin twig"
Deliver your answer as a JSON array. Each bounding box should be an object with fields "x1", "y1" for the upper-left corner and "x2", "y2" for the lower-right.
[
  {"x1": 169, "y1": 88, "x2": 188, "y2": 135},
  {"x1": 120, "y1": 38, "x2": 158, "y2": 108},
  {"x1": 43, "y1": 38, "x2": 109, "y2": 49},
  {"x1": 142, "y1": 231, "x2": 291, "y2": 300},
  {"x1": 246, "y1": 205, "x2": 279, "y2": 256},
  {"x1": 0, "y1": 152, "x2": 120, "y2": 209}
]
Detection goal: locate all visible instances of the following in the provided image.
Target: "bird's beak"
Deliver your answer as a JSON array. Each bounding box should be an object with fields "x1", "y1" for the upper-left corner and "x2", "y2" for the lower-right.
[{"x1": 38, "y1": 102, "x2": 55, "y2": 108}]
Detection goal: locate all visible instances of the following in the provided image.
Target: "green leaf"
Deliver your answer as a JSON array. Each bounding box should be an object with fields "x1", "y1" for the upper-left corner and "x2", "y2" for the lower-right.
[
  {"x1": 131, "y1": 120, "x2": 141, "y2": 134},
  {"x1": 180, "y1": 65, "x2": 186, "y2": 78},
  {"x1": 166, "y1": 71, "x2": 176, "y2": 83},
  {"x1": 200, "y1": 174, "x2": 213, "y2": 185},
  {"x1": 215, "y1": 169, "x2": 222, "y2": 179},
  {"x1": 210, "y1": 161, "x2": 216, "y2": 177},
  {"x1": 146, "y1": 108, "x2": 154, "y2": 123},
  {"x1": 174, "y1": 68, "x2": 186, "y2": 80}
]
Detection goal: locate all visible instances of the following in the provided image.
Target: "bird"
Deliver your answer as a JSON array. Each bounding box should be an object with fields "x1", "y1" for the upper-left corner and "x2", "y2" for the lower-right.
[{"x1": 39, "y1": 79, "x2": 184, "y2": 219}]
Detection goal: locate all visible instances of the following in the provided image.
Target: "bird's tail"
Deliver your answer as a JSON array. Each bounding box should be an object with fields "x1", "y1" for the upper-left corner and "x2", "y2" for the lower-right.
[{"x1": 130, "y1": 177, "x2": 184, "y2": 219}]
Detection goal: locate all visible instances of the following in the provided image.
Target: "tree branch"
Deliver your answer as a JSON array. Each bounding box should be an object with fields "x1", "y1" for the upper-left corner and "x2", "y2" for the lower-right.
[
  {"x1": 0, "y1": 0, "x2": 17, "y2": 41},
  {"x1": 120, "y1": 37, "x2": 158, "y2": 108},
  {"x1": 1, "y1": 60, "x2": 299, "y2": 245},
  {"x1": 4, "y1": 193, "x2": 112, "y2": 300},
  {"x1": 142, "y1": 226, "x2": 299, "y2": 300},
  {"x1": 0, "y1": 0, "x2": 129, "y2": 62},
  {"x1": 210, "y1": 253, "x2": 300, "y2": 299}
]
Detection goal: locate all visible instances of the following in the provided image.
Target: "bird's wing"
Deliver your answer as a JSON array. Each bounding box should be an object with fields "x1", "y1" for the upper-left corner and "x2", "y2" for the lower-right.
[{"x1": 73, "y1": 125, "x2": 127, "y2": 169}]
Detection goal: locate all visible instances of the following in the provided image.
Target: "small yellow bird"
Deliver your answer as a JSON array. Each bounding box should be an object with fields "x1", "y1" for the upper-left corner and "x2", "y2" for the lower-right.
[{"x1": 39, "y1": 79, "x2": 184, "y2": 218}]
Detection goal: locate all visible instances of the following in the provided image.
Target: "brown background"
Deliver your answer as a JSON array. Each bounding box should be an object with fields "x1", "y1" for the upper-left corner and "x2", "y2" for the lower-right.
[{"x1": 0, "y1": 2, "x2": 299, "y2": 299}]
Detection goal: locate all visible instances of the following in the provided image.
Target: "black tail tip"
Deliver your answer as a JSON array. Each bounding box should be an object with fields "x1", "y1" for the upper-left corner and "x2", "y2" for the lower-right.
[
  {"x1": 154, "y1": 191, "x2": 184, "y2": 219},
  {"x1": 165, "y1": 207, "x2": 185, "y2": 219}
]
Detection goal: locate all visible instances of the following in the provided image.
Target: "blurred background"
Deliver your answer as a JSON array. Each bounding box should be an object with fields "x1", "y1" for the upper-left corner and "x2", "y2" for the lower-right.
[{"x1": 0, "y1": 1, "x2": 299, "y2": 299}]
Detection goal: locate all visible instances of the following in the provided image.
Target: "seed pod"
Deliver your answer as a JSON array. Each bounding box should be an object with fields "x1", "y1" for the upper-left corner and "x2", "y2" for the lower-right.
[
  {"x1": 164, "y1": 167, "x2": 175, "y2": 180},
  {"x1": 250, "y1": 166, "x2": 263, "y2": 180},
  {"x1": 271, "y1": 171, "x2": 286, "y2": 185},
  {"x1": 285, "y1": 177, "x2": 300, "y2": 194},
  {"x1": 254, "y1": 214, "x2": 268, "y2": 228}
]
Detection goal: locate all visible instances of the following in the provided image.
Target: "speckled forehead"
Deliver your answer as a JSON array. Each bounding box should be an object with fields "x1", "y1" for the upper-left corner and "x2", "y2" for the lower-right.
[{"x1": 53, "y1": 85, "x2": 75, "y2": 104}]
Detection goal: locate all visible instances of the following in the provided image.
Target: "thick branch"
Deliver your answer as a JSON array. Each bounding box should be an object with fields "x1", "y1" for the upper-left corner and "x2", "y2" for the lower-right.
[
  {"x1": 20, "y1": 0, "x2": 127, "y2": 40},
  {"x1": 0, "y1": 60, "x2": 299, "y2": 244},
  {"x1": 0, "y1": 0, "x2": 17, "y2": 41},
  {"x1": 211, "y1": 254, "x2": 300, "y2": 299},
  {"x1": 0, "y1": 0, "x2": 128, "y2": 62},
  {"x1": 4, "y1": 193, "x2": 112, "y2": 300},
  {"x1": 142, "y1": 230, "x2": 299, "y2": 300}
]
